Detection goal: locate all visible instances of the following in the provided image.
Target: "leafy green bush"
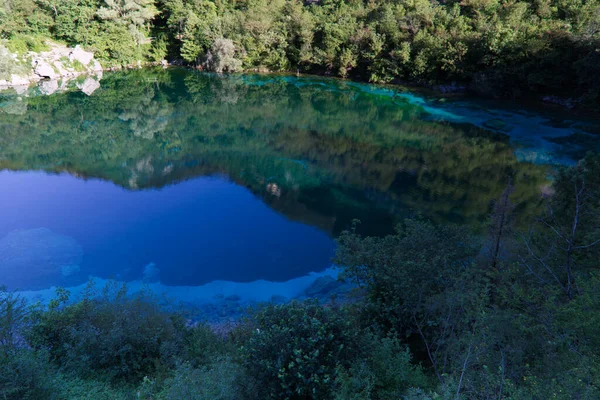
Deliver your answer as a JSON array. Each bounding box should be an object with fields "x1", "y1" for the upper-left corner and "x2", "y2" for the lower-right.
[
  {"x1": 28, "y1": 281, "x2": 187, "y2": 383},
  {"x1": 184, "y1": 323, "x2": 235, "y2": 367},
  {"x1": 334, "y1": 335, "x2": 431, "y2": 400},
  {"x1": 0, "y1": 349, "x2": 59, "y2": 400},
  {"x1": 159, "y1": 357, "x2": 246, "y2": 400},
  {"x1": 241, "y1": 300, "x2": 362, "y2": 399}
]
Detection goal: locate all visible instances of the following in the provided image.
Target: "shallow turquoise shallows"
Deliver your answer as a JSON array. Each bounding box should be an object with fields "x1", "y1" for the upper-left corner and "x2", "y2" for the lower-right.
[{"x1": 0, "y1": 68, "x2": 598, "y2": 308}]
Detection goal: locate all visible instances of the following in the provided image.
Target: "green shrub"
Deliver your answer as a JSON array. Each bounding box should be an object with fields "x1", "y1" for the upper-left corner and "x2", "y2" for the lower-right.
[
  {"x1": 241, "y1": 300, "x2": 362, "y2": 399},
  {"x1": 184, "y1": 323, "x2": 235, "y2": 367},
  {"x1": 29, "y1": 281, "x2": 187, "y2": 383},
  {"x1": 159, "y1": 357, "x2": 246, "y2": 400},
  {"x1": 0, "y1": 288, "x2": 57, "y2": 400},
  {"x1": 0, "y1": 349, "x2": 59, "y2": 400},
  {"x1": 334, "y1": 335, "x2": 431, "y2": 400},
  {"x1": 5, "y1": 34, "x2": 49, "y2": 54},
  {"x1": 54, "y1": 375, "x2": 135, "y2": 400}
]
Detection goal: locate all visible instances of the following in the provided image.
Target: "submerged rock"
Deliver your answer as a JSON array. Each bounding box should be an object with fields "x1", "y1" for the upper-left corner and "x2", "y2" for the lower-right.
[
  {"x1": 0, "y1": 228, "x2": 83, "y2": 290},
  {"x1": 304, "y1": 275, "x2": 342, "y2": 297},
  {"x1": 483, "y1": 118, "x2": 511, "y2": 132},
  {"x1": 142, "y1": 262, "x2": 160, "y2": 283}
]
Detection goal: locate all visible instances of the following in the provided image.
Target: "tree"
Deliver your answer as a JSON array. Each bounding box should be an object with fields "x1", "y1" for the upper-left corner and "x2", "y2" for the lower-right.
[
  {"x1": 520, "y1": 154, "x2": 600, "y2": 299},
  {"x1": 97, "y1": 0, "x2": 158, "y2": 46},
  {"x1": 336, "y1": 219, "x2": 483, "y2": 384}
]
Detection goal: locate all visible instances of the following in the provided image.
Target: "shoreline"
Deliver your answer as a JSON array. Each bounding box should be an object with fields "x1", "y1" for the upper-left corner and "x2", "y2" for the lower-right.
[
  {"x1": 1, "y1": 44, "x2": 591, "y2": 115},
  {"x1": 16, "y1": 267, "x2": 355, "y2": 323}
]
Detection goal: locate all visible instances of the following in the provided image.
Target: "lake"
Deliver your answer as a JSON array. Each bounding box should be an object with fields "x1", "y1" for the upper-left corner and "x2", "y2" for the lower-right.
[{"x1": 0, "y1": 68, "x2": 598, "y2": 311}]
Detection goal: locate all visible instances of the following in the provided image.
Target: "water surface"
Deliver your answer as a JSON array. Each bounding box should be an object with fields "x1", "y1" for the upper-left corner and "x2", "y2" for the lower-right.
[{"x1": 0, "y1": 68, "x2": 597, "y2": 302}]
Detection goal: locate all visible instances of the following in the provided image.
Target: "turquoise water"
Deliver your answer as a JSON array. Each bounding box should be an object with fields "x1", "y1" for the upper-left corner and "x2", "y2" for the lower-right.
[{"x1": 0, "y1": 68, "x2": 598, "y2": 309}]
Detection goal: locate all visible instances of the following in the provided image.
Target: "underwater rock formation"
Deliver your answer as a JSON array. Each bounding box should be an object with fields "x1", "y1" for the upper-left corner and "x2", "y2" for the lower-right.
[
  {"x1": 142, "y1": 262, "x2": 160, "y2": 283},
  {"x1": 0, "y1": 228, "x2": 83, "y2": 290}
]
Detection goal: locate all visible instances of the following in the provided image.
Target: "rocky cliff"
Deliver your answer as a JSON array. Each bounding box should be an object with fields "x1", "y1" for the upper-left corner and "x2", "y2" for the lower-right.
[{"x1": 0, "y1": 42, "x2": 103, "y2": 95}]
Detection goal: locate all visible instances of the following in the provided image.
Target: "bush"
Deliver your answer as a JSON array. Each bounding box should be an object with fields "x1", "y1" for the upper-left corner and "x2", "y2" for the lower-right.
[
  {"x1": 159, "y1": 357, "x2": 246, "y2": 400},
  {"x1": 334, "y1": 335, "x2": 431, "y2": 400},
  {"x1": 204, "y1": 39, "x2": 242, "y2": 74},
  {"x1": 184, "y1": 323, "x2": 236, "y2": 367},
  {"x1": 0, "y1": 349, "x2": 59, "y2": 400},
  {"x1": 4, "y1": 34, "x2": 49, "y2": 54},
  {"x1": 28, "y1": 281, "x2": 187, "y2": 383},
  {"x1": 241, "y1": 300, "x2": 362, "y2": 399}
]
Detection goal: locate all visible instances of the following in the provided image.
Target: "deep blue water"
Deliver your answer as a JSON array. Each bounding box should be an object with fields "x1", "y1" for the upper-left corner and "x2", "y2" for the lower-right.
[{"x1": 0, "y1": 171, "x2": 334, "y2": 290}]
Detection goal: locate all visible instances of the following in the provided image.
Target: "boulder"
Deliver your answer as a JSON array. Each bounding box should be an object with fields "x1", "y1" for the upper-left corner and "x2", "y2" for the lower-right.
[
  {"x1": 0, "y1": 228, "x2": 84, "y2": 290},
  {"x1": 69, "y1": 45, "x2": 94, "y2": 66},
  {"x1": 53, "y1": 61, "x2": 70, "y2": 77},
  {"x1": 92, "y1": 60, "x2": 103, "y2": 72},
  {"x1": 34, "y1": 61, "x2": 57, "y2": 79},
  {"x1": 10, "y1": 74, "x2": 30, "y2": 86},
  {"x1": 39, "y1": 79, "x2": 59, "y2": 95},
  {"x1": 76, "y1": 77, "x2": 101, "y2": 96},
  {"x1": 14, "y1": 85, "x2": 29, "y2": 95}
]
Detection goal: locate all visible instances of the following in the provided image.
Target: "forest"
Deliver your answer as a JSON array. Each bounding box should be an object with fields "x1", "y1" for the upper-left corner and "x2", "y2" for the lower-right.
[
  {"x1": 1, "y1": 0, "x2": 600, "y2": 103},
  {"x1": 1, "y1": 153, "x2": 599, "y2": 399}
]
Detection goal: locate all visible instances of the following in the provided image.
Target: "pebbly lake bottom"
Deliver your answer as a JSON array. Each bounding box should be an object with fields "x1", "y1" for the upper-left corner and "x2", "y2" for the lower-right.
[{"x1": 16, "y1": 267, "x2": 353, "y2": 323}]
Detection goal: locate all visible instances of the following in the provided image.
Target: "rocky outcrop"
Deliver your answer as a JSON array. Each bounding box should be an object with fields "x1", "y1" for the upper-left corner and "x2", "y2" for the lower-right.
[
  {"x1": 0, "y1": 42, "x2": 103, "y2": 95},
  {"x1": 34, "y1": 60, "x2": 57, "y2": 79}
]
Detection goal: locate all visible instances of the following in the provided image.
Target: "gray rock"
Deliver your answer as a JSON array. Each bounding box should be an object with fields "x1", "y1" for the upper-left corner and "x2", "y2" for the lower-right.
[
  {"x1": 34, "y1": 61, "x2": 57, "y2": 79},
  {"x1": 10, "y1": 75, "x2": 30, "y2": 86},
  {"x1": 69, "y1": 46, "x2": 94, "y2": 66},
  {"x1": 39, "y1": 79, "x2": 59, "y2": 95},
  {"x1": 53, "y1": 61, "x2": 70, "y2": 77},
  {"x1": 92, "y1": 60, "x2": 103, "y2": 72},
  {"x1": 0, "y1": 228, "x2": 84, "y2": 290},
  {"x1": 14, "y1": 85, "x2": 29, "y2": 95},
  {"x1": 76, "y1": 77, "x2": 101, "y2": 96}
]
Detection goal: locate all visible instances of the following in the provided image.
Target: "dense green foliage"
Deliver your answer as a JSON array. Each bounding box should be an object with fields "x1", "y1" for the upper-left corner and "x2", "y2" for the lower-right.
[
  {"x1": 1, "y1": 154, "x2": 598, "y2": 399},
  {"x1": 242, "y1": 301, "x2": 362, "y2": 399},
  {"x1": 1, "y1": 0, "x2": 600, "y2": 102},
  {"x1": 336, "y1": 154, "x2": 600, "y2": 399}
]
